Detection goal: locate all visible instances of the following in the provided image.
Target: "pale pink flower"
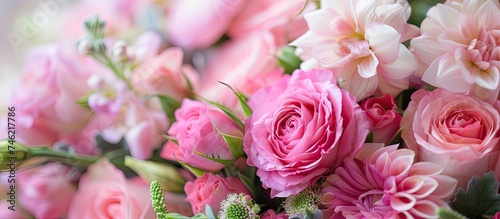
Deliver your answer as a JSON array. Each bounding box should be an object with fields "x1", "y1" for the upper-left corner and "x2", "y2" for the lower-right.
[
  {"x1": 291, "y1": 0, "x2": 418, "y2": 101},
  {"x1": 87, "y1": 74, "x2": 129, "y2": 115},
  {"x1": 321, "y1": 144, "x2": 457, "y2": 219},
  {"x1": 411, "y1": 0, "x2": 500, "y2": 103},
  {"x1": 401, "y1": 88, "x2": 500, "y2": 189},
  {"x1": 167, "y1": 0, "x2": 246, "y2": 48}
]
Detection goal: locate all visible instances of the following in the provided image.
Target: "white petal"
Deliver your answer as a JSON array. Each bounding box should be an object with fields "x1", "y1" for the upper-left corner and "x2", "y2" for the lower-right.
[
  {"x1": 472, "y1": 67, "x2": 500, "y2": 90},
  {"x1": 476, "y1": 0, "x2": 500, "y2": 29},
  {"x1": 357, "y1": 51, "x2": 379, "y2": 78},
  {"x1": 304, "y1": 9, "x2": 337, "y2": 36},
  {"x1": 366, "y1": 24, "x2": 401, "y2": 63},
  {"x1": 379, "y1": 45, "x2": 417, "y2": 80},
  {"x1": 354, "y1": 0, "x2": 377, "y2": 32},
  {"x1": 422, "y1": 54, "x2": 471, "y2": 93}
]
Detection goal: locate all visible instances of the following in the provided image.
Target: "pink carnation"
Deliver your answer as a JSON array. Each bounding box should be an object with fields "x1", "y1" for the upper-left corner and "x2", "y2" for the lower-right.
[{"x1": 321, "y1": 144, "x2": 457, "y2": 218}]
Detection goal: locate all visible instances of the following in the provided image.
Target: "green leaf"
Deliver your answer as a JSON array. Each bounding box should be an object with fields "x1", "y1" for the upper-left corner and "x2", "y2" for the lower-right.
[
  {"x1": 436, "y1": 208, "x2": 467, "y2": 219},
  {"x1": 389, "y1": 127, "x2": 404, "y2": 146},
  {"x1": 179, "y1": 162, "x2": 206, "y2": 178},
  {"x1": 180, "y1": 67, "x2": 195, "y2": 100},
  {"x1": 451, "y1": 171, "x2": 500, "y2": 218},
  {"x1": 238, "y1": 171, "x2": 259, "y2": 200},
  {"x1": 218, "y1": 81, "x2": 252, "y2": 118},
  {"x1": 276, "y1": 46, "x2": 302, "y2": 74},
  {"x1": 193, "y1": 151, "x2": 234, "y2": 166},
  {"x1": 147, "y1": 94, "x2": 181, "y2": 126},
  {"x1": 195, "y1": 93, "x2": 245, "y2": 131}
]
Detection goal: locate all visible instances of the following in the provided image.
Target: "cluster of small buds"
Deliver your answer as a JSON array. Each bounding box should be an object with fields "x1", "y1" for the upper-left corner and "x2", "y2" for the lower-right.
[
  {"x1": 150, "y1": 181, "x2": 169, "y2": 219},
  {"x1": 283, "y1": 185, "x2": 322, "y2": 217},
  {"x1": 218, "y1": 193, "x2": 261, "y2": 219}
]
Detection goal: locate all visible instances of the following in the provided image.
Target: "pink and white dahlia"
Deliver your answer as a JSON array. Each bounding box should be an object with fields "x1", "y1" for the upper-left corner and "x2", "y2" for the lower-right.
[
  {"x1": 321, "y1": 144, "x2": 457, "y2": 219},
  {"x1": 291, "y1": 0, "x2": 418, "y2": 101},
  {"x1": 411, "y1": 0, "x2": 500, "y2": 103}
]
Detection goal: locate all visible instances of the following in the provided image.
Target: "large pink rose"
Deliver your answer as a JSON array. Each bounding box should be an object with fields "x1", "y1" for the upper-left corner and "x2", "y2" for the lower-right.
[
  {"x1": 18, "y1": 163, "x2": 76, "y2": 219},
  {"x1": 167, "y1": 0, "x2": 246, "y2": 48},
  {"x1": 198, "y1": 32, "x2": 284, "y2": 115},
  {"x1": 184, "y1": 173, "x2": 250, "y2": 215},
  {"x1": 361, "y1": 94, "x2": 402, "y2": 145},
  {"x1": 4, "y1": 42, "x2": 97, "y2": 147},
  {"x1": 402, "y1": 88, "x2": 500, "y2": 189},
  {"x1": 67, "y1": 160, "x2": 192, "y2": 219},
  {"x1": 243, "y1": 69, "x2": 371, "y2": 197},
  {"x1": 161, "y1": 99, "x2": 243, "y2": 171}
]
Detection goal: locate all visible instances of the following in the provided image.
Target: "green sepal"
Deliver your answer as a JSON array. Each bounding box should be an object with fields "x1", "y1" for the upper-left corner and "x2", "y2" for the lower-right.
[
  {"x1": 276, "y1": 46, "x2": 302, "y2": 74},
  {"x1": 193, "y1": 151, "x2": 234, "y2": 166},
  {"x1": 218, "y1": 81, "x2": 252, "y2": 118},
  {"x1": 179, "y1": 161, "x2": 206, "y2": 178},
  {"x1": 195, "y1": 94, "x2": 245, "y2": 131}
]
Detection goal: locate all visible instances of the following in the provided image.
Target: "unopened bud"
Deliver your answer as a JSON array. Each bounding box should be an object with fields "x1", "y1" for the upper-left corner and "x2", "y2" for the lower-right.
[
  {"x1": 92, "y1": 39, "x2": 107, "y2": 54},
  {"x1": 124, "y1": 156, "x2": 186, "y2": 193},
  {"x1": 111, "y1": 40, "x2": 128, "y2": 61},
  {"x1": 77, "y1": 38, "x2": 93, "y2": 55},
  {"x1": 0, "y1": 140, "x2": 30, "y2": 171}
]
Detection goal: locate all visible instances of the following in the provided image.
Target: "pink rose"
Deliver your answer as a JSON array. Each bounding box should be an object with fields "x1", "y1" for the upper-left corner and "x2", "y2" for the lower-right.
[
  {"x1": 161, "y1": 99, "x2": 243, "y2": 171},
  {"x1": 167, "y1": 0, "x2": 246, "y2": 48},
  {"x1": 243, "y1": 69, "x2": 371, "y2": 197},
  {"x1": 260, "y1": 209, "x2": 288, "y2": 219},
  {"x1": 401, "y1": 88, "x2": 500, "y2": 189},
  {"x1": 198, "y1": 32, "x2": 284, "y2": 115},
  {"x1": 131, "y1": 47, "x2": 200, "y2": 101},
  {"x1": 4, "y1": 42, "x2": 96, "y2": 147},
  {"x1": 361, "y1": 94, "x2": 402, "y2": 144},
  {"x1": 184, "y1": 173, "x2": 250, "y2": 215},
  {"x1": 68, "y1": 160, "x2": 190, "y2": 219},
  {"x1": 17, "y1": 163, "x2": 76, "y2": 219}
]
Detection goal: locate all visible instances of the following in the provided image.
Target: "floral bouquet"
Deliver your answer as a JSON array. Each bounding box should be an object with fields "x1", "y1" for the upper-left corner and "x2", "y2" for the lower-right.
[{"x1": 1, "y1": 0, "x2": 500, "y2": 218}]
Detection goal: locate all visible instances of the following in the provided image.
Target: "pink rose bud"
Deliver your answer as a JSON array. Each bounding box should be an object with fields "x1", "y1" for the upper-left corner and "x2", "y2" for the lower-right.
[
  {"x1": 361, "y1": 94, "x2": 402, "y2": 144},
  {"x1": 184, "y1": 173, "x2": 251, "y2": 215},
  {"x1": 161, "y1": 99, "x2": 244, "y2": 171}
]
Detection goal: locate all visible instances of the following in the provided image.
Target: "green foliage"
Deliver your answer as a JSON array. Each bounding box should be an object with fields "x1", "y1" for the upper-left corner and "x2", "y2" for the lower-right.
[{"x1": 451, "y1": 172, "x2": 500, "y2": 219}]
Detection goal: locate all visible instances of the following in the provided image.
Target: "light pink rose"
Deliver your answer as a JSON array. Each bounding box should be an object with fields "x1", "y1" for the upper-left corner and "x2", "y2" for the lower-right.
[
  {"x1": 198, "y1": 32, "x2": 284, "y2": 115},
  {"x1": 260, "y1": 209, "x2": 288, "y2": 219},
  {"x1": 4, "y1": 42, "x2": 97, "y2": 147},
  {"x1": 68, "y1": 160, "x2": 190, "y2": 219},
  {"x1": 17, "y1": 163, "x2": 75, "y2": 219},
  {"x1": 167, "y1": 0, "x2": 246, "y2": 48},
  {"x1": 184, "y1": 173, "x2": 250, "y2": 215},
  {"x1": 361, "y1": 94, "x2": 403, "y2": 144},
  {"x1": 0, "y1": 202, "x2": 31, "y2": 219},
  {"x1": 227, "y1": 0, "x2": 316, "y2": 47},
  {"x1": 401, "y1": 88, "x2": 500, "y2": 189},
  {"x1": 243, "y1": 69, "x2": 371, "y2": 197},
  {"x1": 131, "y1": 47, "x2": 200, "y2": 101},
  {"x1": 161, "y1": 99, "x2": 243, "y2": 171}
]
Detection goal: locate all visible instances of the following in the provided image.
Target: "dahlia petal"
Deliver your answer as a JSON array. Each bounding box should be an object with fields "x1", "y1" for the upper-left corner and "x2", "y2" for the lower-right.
[
  {"x1": 389, "y1": 155, "x2": 414, "y2": 181},
  {"x1": 472, "y1": 67, "x2": 500, "y2": 90},
  {"x1": 304, "y1": 9, "x2": 337, "y2": 36},
  {"x1": 434, "y1": 4, "x2": 460, "y2": 29},
  {"x1": 354, "y1": 0, "x2": 377, "y2": 32},
  {"x1": 337, "y1": 63, "x2": 378, "y2": 100},
  {"x1": 411, "y1": 177, "x2": 438, "y2": 199},
  {"x1": 378, "y1": 45, "x2": 417, "y2": 80},
  {"x1": 311, "y1": 40, "x2": 349, "y2": 68},
  {"x1": 408, "y1": 162, "x2": 443, "y2": 176},
  {"x1": 458, "y1": 14, "x2": 478, "y2": 40},
  {"x1": 358, "y1": 51, "x2": 379, "y2": 78},
  {"x1": 422, "y1": 54, "x2": 471, "y2": 93},
  {"x1": 410, "y1": 36, "x2": 448, "y2": 65},
  {"x1": 290, "y1": 31, "x2": 330, "y2": 48},
  {"x1": 390, "y1": 192, "x2": 416, "y2": 211},
  {"x1": 329, "y1": 17, "x2": 356, "y2": 37},
  {"x1": 455, "y1": 48, "x2": 475, "y2": 83},
  {"x1": 476, "y1": 0, "x2": 500, "y2": 29},
  {"x1": 430, "y1": 175, "x2": 458, "y2": 199},
  {"x1": 365, "y1": 24, "x2": 400, "y2": 63},
  {"x1": 408, "y1": 199, "x2": 440, "y2": 219}
]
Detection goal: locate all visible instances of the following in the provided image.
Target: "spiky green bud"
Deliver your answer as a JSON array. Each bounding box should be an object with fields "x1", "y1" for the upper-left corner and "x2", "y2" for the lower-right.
[
  {"x1": 283, "y1": 185, "x2": 322, "y2": 217},
  {"x1": 150, "y1": 180, "x2": 169, "y2": 219},
  {"x1": 218, "y1": 193, "x2": 260, "y2": 219}
]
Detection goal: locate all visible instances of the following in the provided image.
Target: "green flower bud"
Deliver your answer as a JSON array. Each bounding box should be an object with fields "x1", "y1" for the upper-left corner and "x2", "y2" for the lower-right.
[
  {"x1": 284, "y1": 185, "x2": 322, "y2": 217},
  {"x1": 124, "y1": 156, "x2": 186, "y2": 193},
  {"x1": 218, "y1": 193, "x2": 260, "y2": 219},
  {"x1": 0, "y1": 140, "x2": 30, "y2": 171}
]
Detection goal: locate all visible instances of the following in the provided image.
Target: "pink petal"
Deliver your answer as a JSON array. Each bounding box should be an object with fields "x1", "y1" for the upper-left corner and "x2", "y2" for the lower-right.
[
  {"x1": 408, "y1": 199, "x2": 441, "y2": 219},
  {"x1": 408, "y1": 162, "x2": 443, "y2": 176},
  {"x1": 390, "y1": 192, "x2": 416, "y2": 211},
  {"x1": 353, "y1": 0, "x2": 377, "y2": 32},
  {"x1": 365, "y1": 24, "x2": 401, "y2": 63},
  {"x1": 358, "y1": 51, "x2": 379, "y2": 78},
  {"x1": 476, "y1": 0, "x2": 500, "y2": 29},
  {"x1": 422, "y1": 54, "x2": 471, "y2": 93},
  {"x1": 304, "y1": 9, "x2": 337, "y2": 36},
  {"x1": 430, "y1": 175, "x2": 458, "y2": 199},
  {"x1": 472, "y1": 67, "x2": 500, "y2": 90},
  {"x1": 378, "y1": 45, "x2": 417, "y2": 80},
  {"x1": 410, "y1": 177, "x2": 438, "y2": 199},
  {"x1": 311, "y1": 40, "x2": 349, "y2": 67}
]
